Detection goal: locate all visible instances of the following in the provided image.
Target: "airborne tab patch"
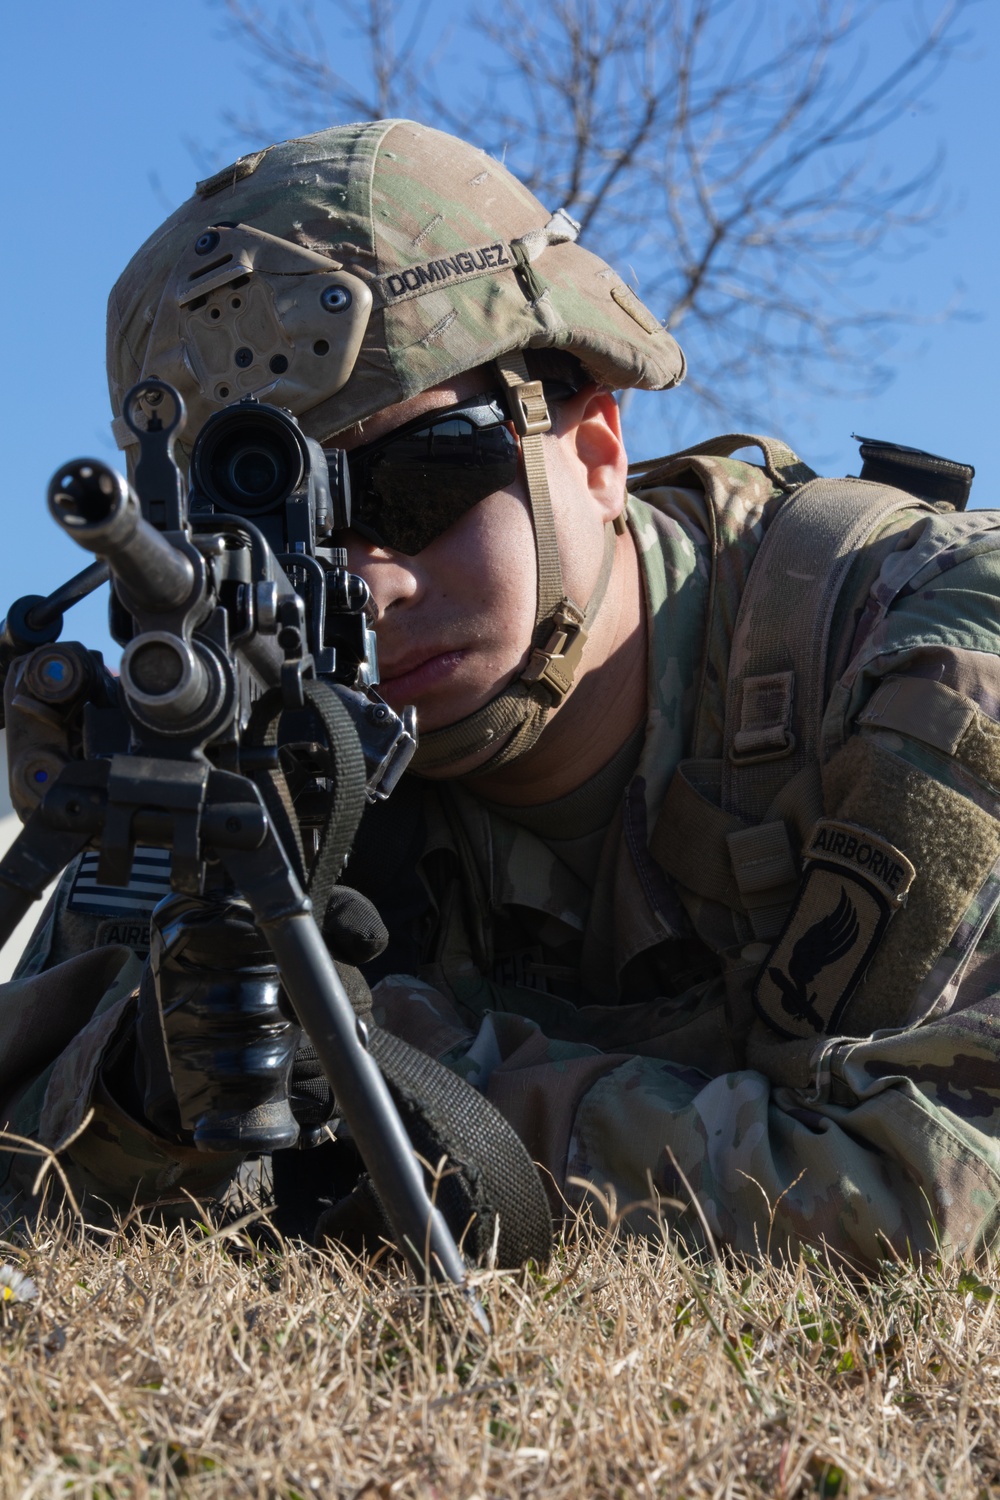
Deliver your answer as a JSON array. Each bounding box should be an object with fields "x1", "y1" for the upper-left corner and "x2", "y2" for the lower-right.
[
  {"x1": 95, "y1": 919, "x2": 151, "y2": 955},
  {"x1": 753, "y1": 820, "x2": 915, "y2": 1040}
]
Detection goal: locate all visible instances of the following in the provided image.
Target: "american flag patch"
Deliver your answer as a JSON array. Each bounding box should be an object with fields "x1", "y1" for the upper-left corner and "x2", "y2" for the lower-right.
[{"x1": 67, "y1": 846, "x2": 174, "y2": 917}]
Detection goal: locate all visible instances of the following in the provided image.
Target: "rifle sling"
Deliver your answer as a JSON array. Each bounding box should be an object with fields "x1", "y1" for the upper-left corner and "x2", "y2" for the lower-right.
[{"x1": 244, "y1": 679, "x2": 367, "y2": 924}]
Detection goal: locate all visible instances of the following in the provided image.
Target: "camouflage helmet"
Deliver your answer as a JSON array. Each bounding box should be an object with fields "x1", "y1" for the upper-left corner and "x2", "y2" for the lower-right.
[{"x1": 107, "y1": 119, "x2": 684, "y2": 448}]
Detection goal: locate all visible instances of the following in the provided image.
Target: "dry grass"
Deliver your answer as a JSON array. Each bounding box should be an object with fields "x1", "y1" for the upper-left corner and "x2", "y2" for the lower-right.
[{"x1": 0, "y1": 1182, "x2": 999, "y2": 1500}]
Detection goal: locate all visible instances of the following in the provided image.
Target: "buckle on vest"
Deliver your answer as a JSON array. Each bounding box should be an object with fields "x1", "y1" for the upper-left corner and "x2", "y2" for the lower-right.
[
  {"x1": 726, "y1": 820, "x2": 800, "y2": 941},
  {"x1": 729, "y1": 670, "x2": 797, "y2": 764}
]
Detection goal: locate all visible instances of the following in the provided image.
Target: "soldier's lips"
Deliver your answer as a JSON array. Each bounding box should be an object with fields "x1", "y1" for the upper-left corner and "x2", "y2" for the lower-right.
[{"x1": 377, "y1": 648, "x2": 467, "y2": 703}]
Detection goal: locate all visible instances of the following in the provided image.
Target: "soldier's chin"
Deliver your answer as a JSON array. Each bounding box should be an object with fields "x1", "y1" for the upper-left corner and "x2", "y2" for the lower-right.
[{"x1": 379, "y1": 649, "x2": 527, "y2": 735}]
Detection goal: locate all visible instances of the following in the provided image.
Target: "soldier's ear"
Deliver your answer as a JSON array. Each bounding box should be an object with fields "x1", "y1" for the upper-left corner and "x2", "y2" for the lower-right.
[{"x1": 563, "y1": 386, "x2": 628, "y2": 522}]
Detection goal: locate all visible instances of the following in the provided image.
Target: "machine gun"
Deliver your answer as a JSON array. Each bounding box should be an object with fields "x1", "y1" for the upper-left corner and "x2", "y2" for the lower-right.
[{"x1": 0, "y1": 379, "x2": 485, "y2": 1325}]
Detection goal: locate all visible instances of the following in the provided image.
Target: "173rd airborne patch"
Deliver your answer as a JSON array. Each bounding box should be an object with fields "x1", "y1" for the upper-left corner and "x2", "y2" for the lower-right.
[{"x1": 753, "y1": 819, "x2": 916, "y2": 1039}]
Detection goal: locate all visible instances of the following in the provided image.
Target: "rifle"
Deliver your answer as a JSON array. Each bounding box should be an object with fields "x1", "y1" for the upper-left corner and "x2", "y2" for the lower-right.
[{"x1": 0, "y1": 378, "x2": 487, "y2": 1328}]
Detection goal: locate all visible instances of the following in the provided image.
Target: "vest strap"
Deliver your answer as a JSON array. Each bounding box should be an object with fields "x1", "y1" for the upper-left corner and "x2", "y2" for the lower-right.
[
  {"x1": 731, "y1": 671, "x2": 796, "y2": 762},
  {"x1": 726, "y1": 821, "x2": 799, "y2": 941},
  {"x1": 722, "y1": 479, "x2": 934, "y2": 823},
  {"x1": 628, "y1": 432, "x2": 816, "y2": 493},
  {"x1": 650, "y1": 758, "x2": 809, "y2": 941},
  {"x1": 650, "y1": 760, "x2": 744, "y2": 908}
]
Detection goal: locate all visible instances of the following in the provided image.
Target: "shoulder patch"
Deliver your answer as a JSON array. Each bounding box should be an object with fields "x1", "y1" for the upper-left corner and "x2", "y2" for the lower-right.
[{"x1": 753, "y1": 820, "x2": 915, "y2": 1039}]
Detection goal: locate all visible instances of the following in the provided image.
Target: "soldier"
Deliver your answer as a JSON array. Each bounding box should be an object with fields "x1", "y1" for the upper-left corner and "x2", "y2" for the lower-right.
[{"x1": 2, "y1": 119, "x2": 999, "y2": 1269}]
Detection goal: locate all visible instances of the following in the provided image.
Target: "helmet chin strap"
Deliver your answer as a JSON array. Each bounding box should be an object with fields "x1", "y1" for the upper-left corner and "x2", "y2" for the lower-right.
[{"x1": 409, "y1": 352, "x2": 623, "y2": 778}]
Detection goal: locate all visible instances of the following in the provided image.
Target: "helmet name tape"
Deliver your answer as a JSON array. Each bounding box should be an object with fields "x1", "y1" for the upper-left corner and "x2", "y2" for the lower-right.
[
  {"x1": 371, "y1": 211, "x2": 581, "y2": 310},
  {"x1": 375, "y1": 242, "x2": 513, "y2": 304}
]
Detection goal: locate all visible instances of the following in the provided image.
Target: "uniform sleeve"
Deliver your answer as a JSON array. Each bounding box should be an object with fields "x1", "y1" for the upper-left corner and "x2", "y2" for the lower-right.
[
  {"x1": 373, "y1": 967, "x2": 1000, "y2": 1265},
  {"x1": 0, "y1": 873, "x2": 243, "y2": 1219},
  {"x1": 372, "y1": 543, "x2": 1000, "y2": 1268}
]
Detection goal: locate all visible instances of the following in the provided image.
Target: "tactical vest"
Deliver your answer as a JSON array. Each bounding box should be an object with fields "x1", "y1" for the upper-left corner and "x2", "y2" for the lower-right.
[{"x1": 630, "y1": 434, "x2": 1000, "y2": 1053}]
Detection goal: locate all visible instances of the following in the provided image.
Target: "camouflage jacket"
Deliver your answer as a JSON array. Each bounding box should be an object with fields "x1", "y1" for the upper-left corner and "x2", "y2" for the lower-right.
[{"x1": 5, "y1": 444, "x2": 1000, "y2": 1269}]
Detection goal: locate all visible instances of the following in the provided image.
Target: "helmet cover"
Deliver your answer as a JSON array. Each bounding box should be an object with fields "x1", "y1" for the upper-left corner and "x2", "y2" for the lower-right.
[{"x1": 108, "y1": 119, "x2": 685, "y2": 447}]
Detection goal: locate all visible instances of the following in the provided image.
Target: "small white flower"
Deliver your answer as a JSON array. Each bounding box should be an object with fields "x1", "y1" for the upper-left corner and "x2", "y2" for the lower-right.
[{"x1": 0, "y1": 1265, "x2": 37, "y2": 1303}]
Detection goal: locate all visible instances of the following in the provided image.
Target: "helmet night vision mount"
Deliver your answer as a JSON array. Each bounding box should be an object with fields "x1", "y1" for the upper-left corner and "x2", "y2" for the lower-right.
[{"x1": 132, "y1": 223, "x2": 373, "y2": 445}]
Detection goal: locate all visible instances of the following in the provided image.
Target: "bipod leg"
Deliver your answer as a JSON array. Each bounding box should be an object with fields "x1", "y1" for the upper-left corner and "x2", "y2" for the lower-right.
[
  {"x1": 210, "y1": 776, "x2": 489, "y2": 1332},
  {"x1": 0, "y1": 763, "x2": 111, "y2": 951}
]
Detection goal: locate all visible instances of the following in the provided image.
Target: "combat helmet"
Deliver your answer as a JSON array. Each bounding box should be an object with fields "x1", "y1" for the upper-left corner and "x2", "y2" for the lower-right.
[{"x1": 107, "y1": 120, "x2": 686, "y2": 773}]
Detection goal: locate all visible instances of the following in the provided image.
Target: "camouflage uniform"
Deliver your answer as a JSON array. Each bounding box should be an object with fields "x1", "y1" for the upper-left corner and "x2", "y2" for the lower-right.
[
  {"x1": 6, "y1": 449, "x2": 1000, "y2": 1269},
  {"x1": 3, "y1": 122, "x2": 999, "y2": 1268},
  {"x1": 360, "y1": 464, "x2": 1000, "y2": 1268}
]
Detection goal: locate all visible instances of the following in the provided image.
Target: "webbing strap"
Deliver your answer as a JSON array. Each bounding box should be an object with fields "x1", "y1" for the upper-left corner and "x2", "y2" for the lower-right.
[
  {"x1": 857, "y1": 676, "x2": 976, "y2": 755},
  {"x1": 726, "y1": 821, "x2": 799, "y2": 941},
  {"x1": 722, "y1": 479, "x2": 933, "y2": 823},
  {"x1": 651, "y1": 761, "x2": 795, "y2": 939},
  {"x1": 412, "y1": 523, "x2": 618, "y2": 776},
  {"x1": 651, "y1": 749, "x2": 831, "y2": 948},
  {"x1": 410, "y1": 682, "x2": 548, "y2": 775},
  {"x1": 244, "y1": 679, "x2": 367, "y2": 921},
  {"x1": 650, "y1": 760, "x2": 744, "y2": 907},
  {"x1": 521, "y1": 520, "x2": 616, "y2": 700},
  {"x1": 368, "y1": 1027, "x2": 554, "y2": 1267},
  {"x1": 244, "y1": 689, "x2": 308, "y2": 885},
  {"x1": 410, "y1": 352, "x2": 620, "y2": 776},
  {"x1": 495, "y1": 350, "x2": 565, "y2": 631},
  {"x1": 301, "y1": 679, "x2": 368, "y2": 904},
  {"x1": 628, "y1": 433, "x2": 817, "y2": 493}
]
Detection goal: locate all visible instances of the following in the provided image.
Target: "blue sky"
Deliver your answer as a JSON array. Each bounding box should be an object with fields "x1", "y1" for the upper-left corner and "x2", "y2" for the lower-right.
[{"x1": 1, "y1": 1, "x2": 996, "y2": 658}]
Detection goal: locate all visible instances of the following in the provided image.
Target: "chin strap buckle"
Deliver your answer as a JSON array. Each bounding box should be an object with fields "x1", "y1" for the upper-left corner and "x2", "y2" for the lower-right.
[
  {"x1": 509, "y1": 379, "x2": 552, "y2": 437},
  {"x1": 521, "y1": 598, "x2": 588, "y2": 703}
]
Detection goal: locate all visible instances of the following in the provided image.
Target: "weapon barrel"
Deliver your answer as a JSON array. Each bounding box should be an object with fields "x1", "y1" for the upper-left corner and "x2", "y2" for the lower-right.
[{"x1": 48, "y1": 459, "x2": 194, "y2": 612}]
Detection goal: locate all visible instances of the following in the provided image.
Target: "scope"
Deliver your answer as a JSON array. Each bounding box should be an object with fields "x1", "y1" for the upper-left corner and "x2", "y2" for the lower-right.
[
  {"x1": 188, "y1": 397, "x2": 350, "y2": 559},
  {"x1": 191, "y1": 402, "x2": 309, "y2": 516}
]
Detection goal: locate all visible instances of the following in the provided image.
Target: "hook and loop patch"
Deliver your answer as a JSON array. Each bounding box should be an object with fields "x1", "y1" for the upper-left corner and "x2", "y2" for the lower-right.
[{"x1": 753, "y1": 819, "x2": 915, "y2": 1039}]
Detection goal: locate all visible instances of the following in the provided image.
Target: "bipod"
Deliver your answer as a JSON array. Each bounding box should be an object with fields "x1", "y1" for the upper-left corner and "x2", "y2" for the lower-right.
[{"x1": 0, "y1": 754, "x2": 490, "y2": 1334}]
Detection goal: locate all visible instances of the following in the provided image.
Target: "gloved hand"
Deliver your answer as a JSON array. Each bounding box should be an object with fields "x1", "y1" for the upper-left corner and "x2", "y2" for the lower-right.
[
  {"x1": 320, "y1": 883, "x2": 389, "y2": 1023},
  {"x1": 106, "y1": 885, "x2": 389, "y2": 1153},
  {"x1": 131, "y1": 895, "x2": 302, "y2": 1152},
  {"x1": 287, "y1": 884, "x2": 389, "y2": 1132}
]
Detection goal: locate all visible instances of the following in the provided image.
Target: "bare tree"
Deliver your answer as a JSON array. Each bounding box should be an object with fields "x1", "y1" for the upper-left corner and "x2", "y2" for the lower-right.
[{"x1": 217, "y1": 0, "x2": 974, "y2": 437}]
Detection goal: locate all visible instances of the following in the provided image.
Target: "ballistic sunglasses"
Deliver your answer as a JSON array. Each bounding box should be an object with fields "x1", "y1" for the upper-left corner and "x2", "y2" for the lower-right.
[{"x1": 342, "y1": 383, "x2": 577, "y2": 556}]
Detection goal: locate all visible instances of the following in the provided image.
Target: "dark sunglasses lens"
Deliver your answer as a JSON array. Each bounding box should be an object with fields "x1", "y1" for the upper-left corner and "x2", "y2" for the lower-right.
[{"x1": 350, "y1": 413, "x2": 518, "y2": 555}]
